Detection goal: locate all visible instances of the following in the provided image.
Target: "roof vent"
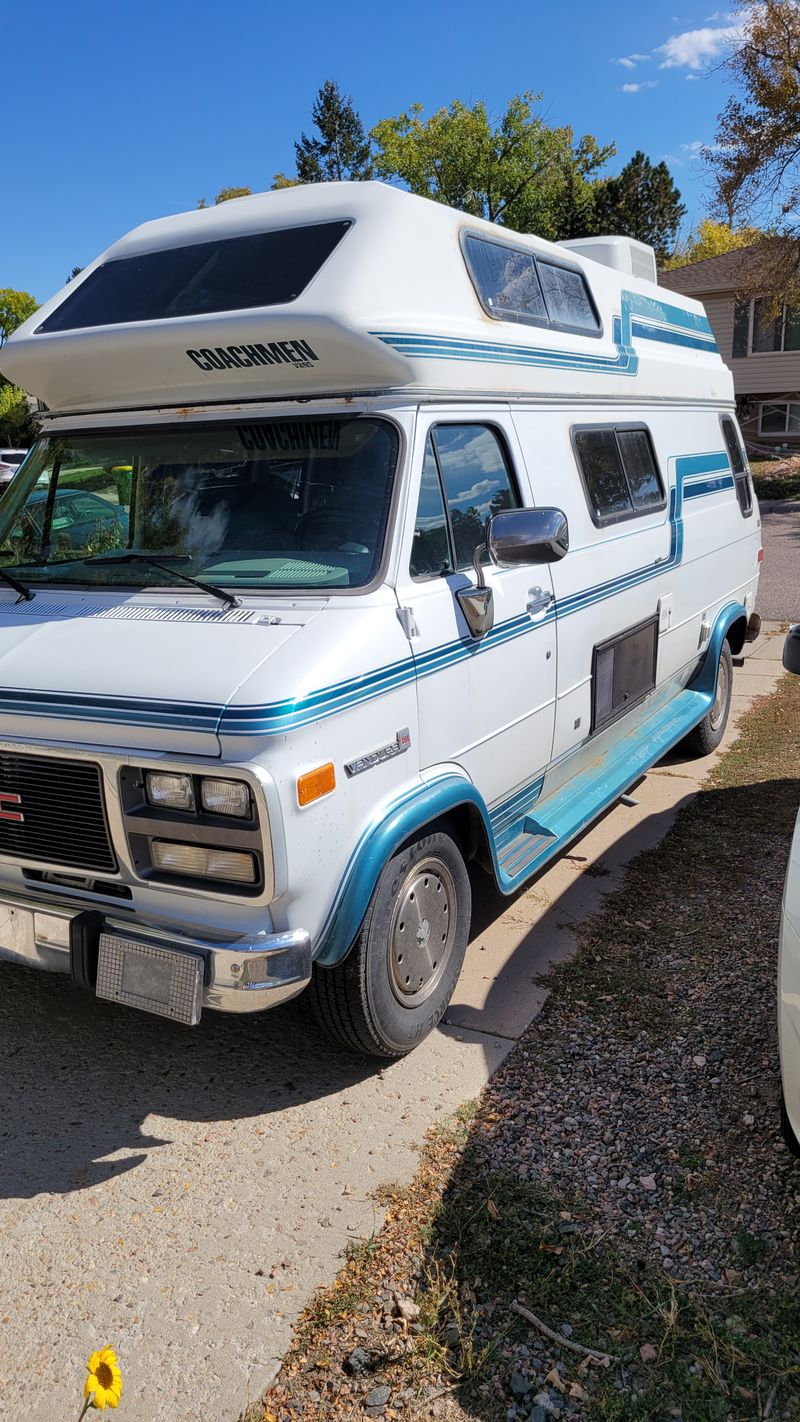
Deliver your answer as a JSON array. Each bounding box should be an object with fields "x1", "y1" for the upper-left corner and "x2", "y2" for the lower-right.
[{"x1": 558, "y1": 235, "x2": 658, "y2": 286}]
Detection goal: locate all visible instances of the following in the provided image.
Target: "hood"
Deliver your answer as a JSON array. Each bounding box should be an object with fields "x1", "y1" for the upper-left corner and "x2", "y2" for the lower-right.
[{"x1": 0, "y1": 590, "x2": 321, "y2": 756}]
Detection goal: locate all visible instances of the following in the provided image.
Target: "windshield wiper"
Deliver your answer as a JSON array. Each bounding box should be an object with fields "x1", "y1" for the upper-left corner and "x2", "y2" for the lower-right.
[
  {"x1": 0, "y1": 568, "x2": 34, "y2": 603},
  {"x1": 89, "y1": 553, "x2": 240, "y2": 608}
]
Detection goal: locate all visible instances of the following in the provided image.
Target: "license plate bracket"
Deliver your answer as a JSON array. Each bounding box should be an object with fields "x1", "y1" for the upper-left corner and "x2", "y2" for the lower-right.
[{"x1": 96, "y1": 933, "x2": 204, "y2": 1025}]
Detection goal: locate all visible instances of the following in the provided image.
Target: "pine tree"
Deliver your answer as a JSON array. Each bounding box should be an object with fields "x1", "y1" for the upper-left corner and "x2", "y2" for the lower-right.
[
  {"x1": 290, "y1": 80, "x2": 373, "y2": 184},
  {"x1": 592, "y1": 151, "x2": 686, "y2": 262}
]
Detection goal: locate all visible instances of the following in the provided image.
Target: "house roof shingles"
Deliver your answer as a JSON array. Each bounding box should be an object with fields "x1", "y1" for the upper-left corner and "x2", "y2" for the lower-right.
[{"x1": 659, "y1": 241, "x2": 774, "y2": 296}]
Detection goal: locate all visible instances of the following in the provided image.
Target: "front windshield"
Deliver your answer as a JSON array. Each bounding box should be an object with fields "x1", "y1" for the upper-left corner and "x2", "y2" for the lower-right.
[{"x1": 0, "y1": 418, "x2": 398, "y2": 591}]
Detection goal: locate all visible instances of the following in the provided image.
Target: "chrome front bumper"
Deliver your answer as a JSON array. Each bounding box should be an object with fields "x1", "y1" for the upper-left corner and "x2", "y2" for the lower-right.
[{"x1": 0, "y1": 889, "x2": 311, "y2": 1015}]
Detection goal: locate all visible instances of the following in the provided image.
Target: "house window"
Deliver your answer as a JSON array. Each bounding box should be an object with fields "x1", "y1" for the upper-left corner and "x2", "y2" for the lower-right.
[
  {"x1": 732, "y1": 298, "x2": 800, "y2": 357},
  {"x1": 572, "y1": 425, "x2": 666, "y2": 527},
  {"x1": 758, "y1": 401, "x2": 800, "y2": 435}
]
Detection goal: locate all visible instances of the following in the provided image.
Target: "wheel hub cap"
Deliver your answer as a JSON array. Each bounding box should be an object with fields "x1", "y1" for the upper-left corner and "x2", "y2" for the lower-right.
[
  {"x1": 710, "y1": 654, "x2": 729, "y2": 730},
  {"x1": 388, "y1": 857, "x2": 457, "y2": 1007}
]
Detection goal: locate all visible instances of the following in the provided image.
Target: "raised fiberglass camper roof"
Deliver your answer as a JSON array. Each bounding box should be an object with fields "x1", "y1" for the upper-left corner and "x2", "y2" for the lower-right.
[{"x1": 1, "y1": 181, "x2": 731, "y2": 415}]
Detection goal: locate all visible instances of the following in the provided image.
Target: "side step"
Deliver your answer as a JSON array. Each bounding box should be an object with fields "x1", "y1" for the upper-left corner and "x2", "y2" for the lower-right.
[{"x1": 490, "y1": 680, "x2": 712, "y2": 893}]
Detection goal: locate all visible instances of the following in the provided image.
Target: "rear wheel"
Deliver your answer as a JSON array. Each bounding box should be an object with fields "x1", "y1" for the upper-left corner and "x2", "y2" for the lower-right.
[
  {"x1": 309, "y1": 828, "x2": 471, "y2": 1058},
  {"x1": 682, "y1": 640, "x2": 733, "y2": 757}
]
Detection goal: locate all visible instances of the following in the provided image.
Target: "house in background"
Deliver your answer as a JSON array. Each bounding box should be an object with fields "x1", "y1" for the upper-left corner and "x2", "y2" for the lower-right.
[{"x1": 660, "y1": 243, "x2": 800, "y2": 451}]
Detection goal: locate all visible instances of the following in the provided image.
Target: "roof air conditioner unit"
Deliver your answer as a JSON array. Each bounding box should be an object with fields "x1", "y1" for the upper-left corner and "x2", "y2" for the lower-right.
[{"x1": 558, "y1": 235, "x2": 658, "y2": 286}]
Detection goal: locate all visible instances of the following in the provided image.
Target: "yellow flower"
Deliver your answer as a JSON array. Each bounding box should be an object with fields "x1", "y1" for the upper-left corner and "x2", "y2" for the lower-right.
[{"x1": 84, "y1": 1347, "x2": 122, "y2": 1411}]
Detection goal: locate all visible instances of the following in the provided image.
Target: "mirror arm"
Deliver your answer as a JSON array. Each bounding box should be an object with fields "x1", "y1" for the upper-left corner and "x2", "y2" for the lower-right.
[{"x1": 472, "y1": 539, "x2": 489, "y2": 589}]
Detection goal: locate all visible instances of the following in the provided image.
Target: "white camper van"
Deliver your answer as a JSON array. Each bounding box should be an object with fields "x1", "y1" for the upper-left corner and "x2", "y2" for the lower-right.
[{"x1": 0, "y1": 183, "x2": 761, "y2": 1056}]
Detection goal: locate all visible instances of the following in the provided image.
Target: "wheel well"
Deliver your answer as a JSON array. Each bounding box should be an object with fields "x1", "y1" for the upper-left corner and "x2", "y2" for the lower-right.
[
  {"x1": 399, "y1": 802, "x2": 494, "y2": 874},
  {"x1": 726, "y1": 615, "x2": 748, "y2": 656}
]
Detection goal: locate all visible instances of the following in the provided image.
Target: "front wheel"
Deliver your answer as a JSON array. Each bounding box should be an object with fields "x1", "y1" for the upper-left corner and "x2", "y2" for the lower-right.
[
  {"x1": 682, "y1": 640, "x2": 733, "y2": 757},
  {"x1": 309, "y1": 828, "x2": 471, "y2": 1058}
]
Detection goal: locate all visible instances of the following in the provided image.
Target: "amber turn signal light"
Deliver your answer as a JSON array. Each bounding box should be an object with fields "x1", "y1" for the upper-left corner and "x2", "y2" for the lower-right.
[{"x1": 297, "y1": 762, "x2": 336, "y2": 806}]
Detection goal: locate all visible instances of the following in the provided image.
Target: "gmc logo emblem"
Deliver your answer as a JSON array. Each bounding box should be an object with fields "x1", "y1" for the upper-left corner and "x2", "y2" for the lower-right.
[{"x1": 0, "y1": 792, "x2": 24, "y2": 823}]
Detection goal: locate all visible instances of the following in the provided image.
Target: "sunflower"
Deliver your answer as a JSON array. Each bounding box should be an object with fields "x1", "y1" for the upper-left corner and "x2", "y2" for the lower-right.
[{"x1": 84, "y1": 1347, "x2": 123, "y2": 1411}]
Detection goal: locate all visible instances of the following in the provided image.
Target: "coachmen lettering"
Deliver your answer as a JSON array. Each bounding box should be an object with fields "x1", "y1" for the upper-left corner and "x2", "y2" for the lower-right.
[{"x1": 187, "y1": 339, "x2": 319, "y2": 372}]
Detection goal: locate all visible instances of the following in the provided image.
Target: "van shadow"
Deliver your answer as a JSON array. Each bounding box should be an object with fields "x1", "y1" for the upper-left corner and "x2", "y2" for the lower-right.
[{"x1": 0, "y1": 966, "x2": 374, "y2": 1199}]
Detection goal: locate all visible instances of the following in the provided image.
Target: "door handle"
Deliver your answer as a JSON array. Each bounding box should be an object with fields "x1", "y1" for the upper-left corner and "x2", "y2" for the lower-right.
[{"x1": 526, "y1": 587, "x2": 554, "y2": 617}]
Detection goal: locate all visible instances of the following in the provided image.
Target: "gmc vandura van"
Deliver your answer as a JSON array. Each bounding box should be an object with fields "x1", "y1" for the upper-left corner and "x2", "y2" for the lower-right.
[{"x1": 0, "y1": 183, "x2": 760, "y2": 1056}]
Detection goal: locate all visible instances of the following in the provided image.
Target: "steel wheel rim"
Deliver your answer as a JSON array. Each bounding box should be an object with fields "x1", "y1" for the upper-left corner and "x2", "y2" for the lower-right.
[
  {"x1": 710, "y1": 653, "x2": 730, "y2": 730},
  {"x1": 388, "y1": 856, "x2": 458, "y2": 1008}
]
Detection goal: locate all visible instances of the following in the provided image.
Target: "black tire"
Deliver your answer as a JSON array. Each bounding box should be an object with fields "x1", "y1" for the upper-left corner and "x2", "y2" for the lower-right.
[
  {"x1": 309, "y1": 828, "x2": 471, "y2": 1059},
  {"x1": 682, "y1": 640, "x2": 733, "y2": 757},
  {"x1": 781, "y1": 1090, "x2": 800, "y2": 1159}
]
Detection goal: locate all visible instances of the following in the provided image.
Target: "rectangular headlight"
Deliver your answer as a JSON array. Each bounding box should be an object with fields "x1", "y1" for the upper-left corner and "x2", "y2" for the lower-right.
[
  {"x1": 146, "y1": 772, "x2": 195, "y2": 812},
  {"x1": 151, "y1": 840, "x2": 256, "y2": 884},
  {"x1": 200, "y1": 778, "x2": 250, "y2": 817}
]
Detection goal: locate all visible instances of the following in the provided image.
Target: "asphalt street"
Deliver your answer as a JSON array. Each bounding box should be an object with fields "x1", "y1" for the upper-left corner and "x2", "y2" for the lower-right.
[{"x1": 758, "y1": 499, "x2": 800, "y2": 622}]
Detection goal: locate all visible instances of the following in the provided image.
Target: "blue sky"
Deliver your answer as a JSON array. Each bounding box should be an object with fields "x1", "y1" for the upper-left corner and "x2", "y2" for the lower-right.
[{"x1": 4, "y1": 0, "x2": 741, "y2": 304}]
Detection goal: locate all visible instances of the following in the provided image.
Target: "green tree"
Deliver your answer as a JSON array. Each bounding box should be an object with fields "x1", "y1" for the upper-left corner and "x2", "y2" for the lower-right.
[
  {"x1": 371, "y1": 93, "x2": 613, "y2": 240},
  {"x1": 197, "y1": 186, "x2": 253, "y2": 209},
  {"x1": 274, "y1": 79, "x2": 373, "y2": 188},
  {"x1": 0, "y1": 288, "x2": 40, "y2": 445},
  {"x1": 0, "y1": 384, "x2": 36, "y2": 446},
  {"x1": 0, "y1": 288, "x2": 38, "y2": 347},
  {"x1": 66, "y1": 266, "x2": 84, "y2": 283},
  {"x1": 591, "y1": 151, "x2": 686, "y2": 261},
  {"x1": 663, "y1": 217, "x2": 763, "y2": 270}
]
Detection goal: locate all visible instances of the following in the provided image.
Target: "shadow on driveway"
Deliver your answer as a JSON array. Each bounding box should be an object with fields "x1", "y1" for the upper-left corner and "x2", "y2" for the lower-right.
[{"x1": 0, "y1": 968, "x2": 374, "y2": 1199}]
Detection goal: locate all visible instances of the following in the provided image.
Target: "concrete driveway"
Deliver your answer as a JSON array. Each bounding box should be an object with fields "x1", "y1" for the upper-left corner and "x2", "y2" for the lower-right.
[{"x1": 0, "y1": 627, "x2": 787, "y2": 1422}]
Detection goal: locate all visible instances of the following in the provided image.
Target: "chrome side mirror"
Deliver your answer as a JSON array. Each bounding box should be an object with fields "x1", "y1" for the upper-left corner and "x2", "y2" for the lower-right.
[
  {"x1": 784, "y1": 625, "x2": 800, "y2": 675},
  {"x1": 488, "y1": 507, "x2": 569, "y2": 566},
  {"x1": 456, "y1": 506, "x2": 569, "y2": 640}
]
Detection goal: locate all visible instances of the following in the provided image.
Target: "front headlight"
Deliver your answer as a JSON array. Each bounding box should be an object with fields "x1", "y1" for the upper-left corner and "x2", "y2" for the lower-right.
[
  {"x1": 200, "y1": 778, "x2": 250, "y2": 817},
  {"x1": 146, "y1": 771, "x2": 195, "y2": 812}
]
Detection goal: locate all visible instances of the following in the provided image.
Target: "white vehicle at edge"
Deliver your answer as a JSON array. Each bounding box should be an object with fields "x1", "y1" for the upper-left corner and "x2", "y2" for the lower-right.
[
  {"x1": 780, "y1": 626, "x2": 800, "y2": 1155},
  {"x1": 0, "y1": 182, "x2": 761, "y2": 1056}
]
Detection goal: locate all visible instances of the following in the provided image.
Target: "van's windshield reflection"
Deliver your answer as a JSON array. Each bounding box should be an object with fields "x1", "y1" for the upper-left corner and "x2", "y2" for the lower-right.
[{"x1": 0, "y1": 417, "x2": 399, "y2": 592}]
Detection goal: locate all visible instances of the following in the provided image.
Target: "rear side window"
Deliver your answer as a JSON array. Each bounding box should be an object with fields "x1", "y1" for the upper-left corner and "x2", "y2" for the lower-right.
[
  {"x1": 463, "y1": 233, "x2": 600, "y2": 335},
  {"x1": 36, "y1": 221, "x2": 352, "y2": 332},
  {"x1": 720, "y1": 415, "x2": 753, "y2": 516},
  {"x1": 573, "y1": 425, "x2": 666, "y2": 527},
  {"x1": 410, "y1": 424, "x2": 520, "y2": 578}
]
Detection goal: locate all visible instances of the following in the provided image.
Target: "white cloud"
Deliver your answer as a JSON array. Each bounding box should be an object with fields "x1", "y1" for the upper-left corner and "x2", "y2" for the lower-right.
[
  {"x1": 655, "y1": 21, "x2": 742, "y2": 70},
  {"x1": 682, "y1": 138, "x2": 733, "y2": 155},
  {"x1": 621, "y1": 80, "x2": 659, "y2": 93},
  {"x1": 450, "y1": 478, "x2": 496, "y2": 506},
  {"x1": 615, "y1": 52, "x2": 651, "y2": 68}
]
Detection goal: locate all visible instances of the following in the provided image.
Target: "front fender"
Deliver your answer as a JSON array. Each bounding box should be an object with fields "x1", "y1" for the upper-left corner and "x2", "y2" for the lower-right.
[{"x1": 314, "y1": 773, "x2": 489, "y2": 966}]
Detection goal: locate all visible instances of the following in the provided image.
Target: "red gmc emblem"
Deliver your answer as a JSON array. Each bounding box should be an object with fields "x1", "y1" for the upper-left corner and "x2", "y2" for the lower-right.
[{"x1": 0, "y1": 792, "x2": 24, "y2": 823}]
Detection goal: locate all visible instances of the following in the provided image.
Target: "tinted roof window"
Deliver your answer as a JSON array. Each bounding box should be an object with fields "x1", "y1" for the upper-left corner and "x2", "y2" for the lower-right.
[
  {"x1": 36, "y1": 221, "x2": 352, "y2": 332},
  {"x1": 463, "y1": 233, "x2": 599, "y2": 334},
  {"x1": 537, "y1": 261, "x2": 600, "y2": 332}
]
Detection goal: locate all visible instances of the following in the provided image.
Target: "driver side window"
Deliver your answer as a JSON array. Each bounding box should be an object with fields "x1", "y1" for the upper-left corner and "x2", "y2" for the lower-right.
[{"x1": 410, "y1": 424, "x2": 521, "y2": 580}]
